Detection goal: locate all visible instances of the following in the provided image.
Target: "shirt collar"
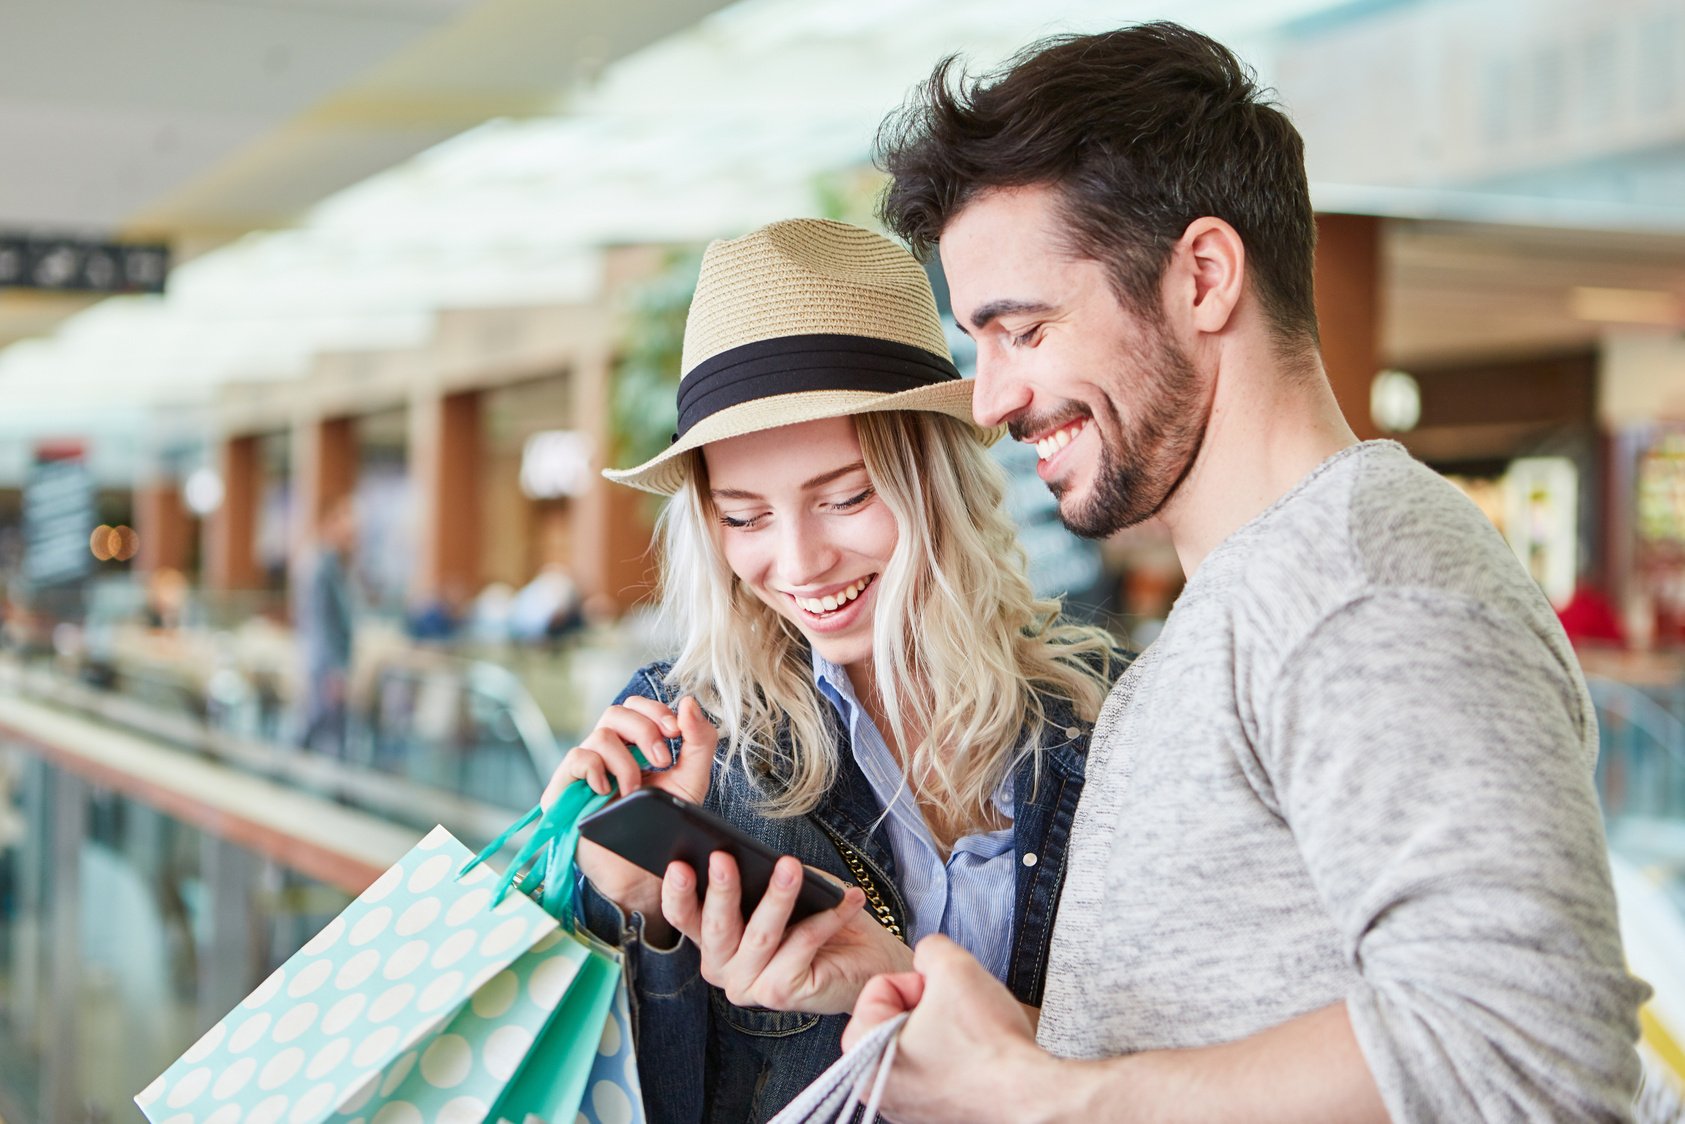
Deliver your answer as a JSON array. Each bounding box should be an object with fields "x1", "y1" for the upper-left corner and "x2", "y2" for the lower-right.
[
  {"x1": 811, "y1": 649, "x2": 859, "y2": 717},
  {"x1": 809, "y1": 648, "x2": 1017, "y2": 818}
]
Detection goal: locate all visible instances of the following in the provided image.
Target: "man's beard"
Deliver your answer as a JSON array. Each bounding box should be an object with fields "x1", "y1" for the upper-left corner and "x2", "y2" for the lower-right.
[{"x1": 1055, "y1": 321, "x2": 1207, "y2": 539}]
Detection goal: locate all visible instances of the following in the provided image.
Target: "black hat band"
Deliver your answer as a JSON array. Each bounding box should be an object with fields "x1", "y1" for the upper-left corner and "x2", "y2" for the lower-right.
[{"x1": 674, "y1": 333, "x2": 961, "y2": 440}]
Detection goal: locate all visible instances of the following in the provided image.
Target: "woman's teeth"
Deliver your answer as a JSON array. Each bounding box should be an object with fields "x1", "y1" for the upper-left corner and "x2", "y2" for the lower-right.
[
  {"x1": 1035, "y1": 420, "x2": 1088, "y2": 461},
  {"x1": 796, "y1": 575, "x2": 873, "y2": 616}
]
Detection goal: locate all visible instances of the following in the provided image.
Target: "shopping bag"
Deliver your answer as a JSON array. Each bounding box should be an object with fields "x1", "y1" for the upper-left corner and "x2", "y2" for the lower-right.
[
  {"x1": 138, "y1": 778, "x2": 648, "y2": 1124},
  {"x1": 135, "y1": 824, "x2": 564, "y2": 1123},
  {"x1": 576, "y1": 968, "x2": 647, "y2": 1124},
  {"x1": 766, "y1": 1011, "x2": 907, "y2": 1124},
  {"x1": 327, "y1": 925, "x2": 593, "y2": 1122}
]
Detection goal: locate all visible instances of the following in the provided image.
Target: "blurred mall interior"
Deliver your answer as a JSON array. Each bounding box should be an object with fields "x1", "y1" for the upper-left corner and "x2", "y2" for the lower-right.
[{"x1": 2, "y1": 0, "x2": 1685, "y2": 1118}]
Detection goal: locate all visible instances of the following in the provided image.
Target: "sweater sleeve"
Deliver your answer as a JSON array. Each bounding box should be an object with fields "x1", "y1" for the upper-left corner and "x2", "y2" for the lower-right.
[{"x1": 1262, "y1": 590, "x2": 1648, "y2": 1123}]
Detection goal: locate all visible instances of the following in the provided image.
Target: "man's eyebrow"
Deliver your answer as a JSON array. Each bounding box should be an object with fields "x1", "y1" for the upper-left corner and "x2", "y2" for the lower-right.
[
  {"x1": 711, "y1": 460, "x2": 868, "y2": 502},
  {"x1": 959, "y1": 298, "x2": 1056, "y2": 335}
]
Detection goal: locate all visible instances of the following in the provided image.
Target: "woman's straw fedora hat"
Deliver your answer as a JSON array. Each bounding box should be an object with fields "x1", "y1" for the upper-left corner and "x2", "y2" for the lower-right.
[{"x1": 604, "y1": 218, "x2": 997, "y2": 495}]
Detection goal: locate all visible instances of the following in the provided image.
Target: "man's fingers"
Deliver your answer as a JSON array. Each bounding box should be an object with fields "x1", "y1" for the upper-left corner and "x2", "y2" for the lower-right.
[
  {"x1": 842, "y1": 970, "x2": 925, "y2": 1050},
  {"x1": 908, "y1": 933, "x2": 1003, "y2": 1007},
  {"x1": 911, "y1": 932, "x2": 978, "y2": 979}
]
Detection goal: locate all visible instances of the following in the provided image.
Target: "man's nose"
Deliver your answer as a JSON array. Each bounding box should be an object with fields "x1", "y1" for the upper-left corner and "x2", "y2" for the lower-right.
[{"x1": 970, "y1": 348, "x2": 1034, "y2": 429}]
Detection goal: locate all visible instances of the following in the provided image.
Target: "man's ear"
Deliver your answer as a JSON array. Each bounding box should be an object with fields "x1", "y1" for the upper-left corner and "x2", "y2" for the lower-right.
[{"x1": 1167, "y1": 216, "x2": 1245, "y2": 336}]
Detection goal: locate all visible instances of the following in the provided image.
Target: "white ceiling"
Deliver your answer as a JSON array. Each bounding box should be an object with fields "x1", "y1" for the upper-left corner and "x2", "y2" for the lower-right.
[
  {"x1": 0, "y1": 0, "x2": 734, "y2": 234},
  {"x1": 0, "y1": 0, "x2": 732, "y2": 345}
]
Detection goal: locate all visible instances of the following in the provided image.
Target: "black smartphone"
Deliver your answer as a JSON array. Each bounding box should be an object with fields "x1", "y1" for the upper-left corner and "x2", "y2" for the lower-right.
[{"x1": 577, "y1": 788, "x2": 846, "y2": 923}]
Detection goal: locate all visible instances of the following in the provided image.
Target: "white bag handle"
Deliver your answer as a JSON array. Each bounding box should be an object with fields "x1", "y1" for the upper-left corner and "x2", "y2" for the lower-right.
[{"x1": 768, "y1": 1012, "x2": 910, "y2": 1124}]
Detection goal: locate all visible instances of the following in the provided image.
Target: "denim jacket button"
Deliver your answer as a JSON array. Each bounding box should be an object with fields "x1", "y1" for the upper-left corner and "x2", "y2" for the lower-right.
[{"x1": 1021, "y1": 852, "x2": 1038, "y2": 868}]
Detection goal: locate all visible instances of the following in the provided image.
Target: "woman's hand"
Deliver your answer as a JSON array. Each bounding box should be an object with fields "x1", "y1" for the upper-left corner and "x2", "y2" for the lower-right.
[
  {"x1": 542, "y1": 695, "x2": 716, "y2": 935},
  {"x1": 661, "y1": 851, "x2": 916, "y2": 1015}
]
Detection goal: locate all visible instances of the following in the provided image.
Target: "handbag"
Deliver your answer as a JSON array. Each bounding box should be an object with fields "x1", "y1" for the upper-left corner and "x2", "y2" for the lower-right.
[{"x1": 136, "y1": 778, "x2": 646, "y2": 1124}]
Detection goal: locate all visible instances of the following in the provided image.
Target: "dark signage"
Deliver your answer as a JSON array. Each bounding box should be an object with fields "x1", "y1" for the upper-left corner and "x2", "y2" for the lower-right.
[
  {"x1": 23, "y1": 444, "x2": 96, "y2": 589},
  {"x1": 0, "y1": 233, "x2": 169, "y2": 294}
]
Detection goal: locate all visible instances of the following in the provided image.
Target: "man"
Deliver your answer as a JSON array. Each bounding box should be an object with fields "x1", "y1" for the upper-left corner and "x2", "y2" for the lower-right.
[{"x1": 844, "y1": 22, "x2": 1648, "y2": 1122}]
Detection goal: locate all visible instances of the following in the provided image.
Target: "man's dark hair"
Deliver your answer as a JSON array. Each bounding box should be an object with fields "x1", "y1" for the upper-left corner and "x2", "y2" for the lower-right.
[{"x1": 876, "y1": 22, "x2": 1319, "y2": 348}]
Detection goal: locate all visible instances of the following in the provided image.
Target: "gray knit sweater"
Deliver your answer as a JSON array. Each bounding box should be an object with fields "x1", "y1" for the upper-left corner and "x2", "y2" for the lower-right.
[{"x1": 1037, "y1": 442, "x2": 1649, "y2": 1121}]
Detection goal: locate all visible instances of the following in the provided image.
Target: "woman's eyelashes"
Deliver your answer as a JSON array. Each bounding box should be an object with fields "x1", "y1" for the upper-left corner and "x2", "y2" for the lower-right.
[
  {"x1": 827, "y1": 487, "x2": 875, "y2": 512},
  {"x1": 716, "y1": 487, "x2": 875, "y2": 530}
]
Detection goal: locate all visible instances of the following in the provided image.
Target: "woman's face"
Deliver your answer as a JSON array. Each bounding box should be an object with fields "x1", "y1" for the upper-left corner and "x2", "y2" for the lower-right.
[{"x1": 702, "y1": 415, "x2": 899, "y2": 673}]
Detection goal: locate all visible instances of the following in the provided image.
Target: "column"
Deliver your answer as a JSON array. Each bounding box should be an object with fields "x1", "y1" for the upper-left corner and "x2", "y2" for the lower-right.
[
  {"x1": 1313, "y1": 213, "x2": 1383, "y2": 442},
  {"x1": 569, "y1": 351, "x2": 658, "y2": 612},
  {"x1": 291, "y1": 415, "x2": 357, "y2": 559},
  {"x1": 206, "y1": 434, "x2": 261, "y2": 591},
  {"x1": 409, "y1": 389, "x2": 483, "y2": 601},
  {"x1": 133, "y1": 480, "x2": 192, "y2": 574}
]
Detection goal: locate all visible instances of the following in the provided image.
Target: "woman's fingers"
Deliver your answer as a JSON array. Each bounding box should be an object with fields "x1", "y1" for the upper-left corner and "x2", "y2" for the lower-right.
[
  {"x1": 595, "y1": 701, "x2": 677, "y2": 769},
  {"x1": 754, "y1": 885, "x2": 864, "y2": 1004},
  {"x1": 582, "y1": 730, "x2": 645, "y2": 796},
  {"x1": 695, "y1": 852, "x2": 746, "y2": 980},
  {"x1": 660, "y1": 697, "x2": 718, "y2": 802},
  {"x1": 618, "y1": 696, "x2": 679, "y2": 765},
  {"x1": 661, "y1": 859, "x2": 703, "y2": 942},
  {"x1": 675, "y1": 696, "x2": 719, "y2": 753},
  {"x1": 720, "y1": 855, "x2": 803, "y2": 992}
]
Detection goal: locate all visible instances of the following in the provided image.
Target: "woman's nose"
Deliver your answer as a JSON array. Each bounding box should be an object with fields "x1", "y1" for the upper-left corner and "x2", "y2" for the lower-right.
[{"x1": 774, "y1": 518, "x2": 838, "y2": 587}]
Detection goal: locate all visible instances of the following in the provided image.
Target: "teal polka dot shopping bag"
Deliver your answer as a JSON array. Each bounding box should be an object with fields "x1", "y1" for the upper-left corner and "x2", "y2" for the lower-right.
[{"x1": 135, "y1": 781, "x2": 646, "y2": 1124}]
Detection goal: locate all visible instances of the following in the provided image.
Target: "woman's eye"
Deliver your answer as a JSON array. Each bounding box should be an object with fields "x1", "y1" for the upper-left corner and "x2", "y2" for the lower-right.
[
  {"x1": 828, "y1": 487, "x2": 874, "y2": 512},
  {"x1": 718, "y1": 512, "x2": 764, "y2": 529}
]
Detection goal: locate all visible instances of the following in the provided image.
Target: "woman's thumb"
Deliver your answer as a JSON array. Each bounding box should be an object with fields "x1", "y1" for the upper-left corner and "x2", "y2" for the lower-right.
[{"x1": 671, "y1": 696, "x2": 717, "y2": 796}]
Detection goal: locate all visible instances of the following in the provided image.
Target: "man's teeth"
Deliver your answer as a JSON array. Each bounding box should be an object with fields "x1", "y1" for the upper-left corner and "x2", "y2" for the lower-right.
[
  {"x1": 1035, "y1": 420, "x2": 1088, "y2": 461},
  {"x1": 797, "y1": 576, "x2": 872, "y2": 615}
]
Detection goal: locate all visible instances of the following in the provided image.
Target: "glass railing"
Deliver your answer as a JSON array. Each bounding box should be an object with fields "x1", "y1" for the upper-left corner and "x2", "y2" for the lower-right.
[
  {"x1": 1590, "y1": 676, "x2": 1685, "y2": 871},
  {"x1": 0, "y1": 722, "x2": 416, "y2": 1122}
]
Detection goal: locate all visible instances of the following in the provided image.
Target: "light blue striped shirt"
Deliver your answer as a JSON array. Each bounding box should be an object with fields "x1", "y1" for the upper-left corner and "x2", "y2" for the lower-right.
[{"x1": 812, "y1": 653, "x2": 1017, "y2": 983}]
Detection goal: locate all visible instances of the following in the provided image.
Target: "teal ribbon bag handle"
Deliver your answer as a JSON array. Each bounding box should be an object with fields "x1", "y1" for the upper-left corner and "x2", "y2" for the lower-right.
[{"x1": 460, "y1": 746, "x2": 651, "y2": 931}]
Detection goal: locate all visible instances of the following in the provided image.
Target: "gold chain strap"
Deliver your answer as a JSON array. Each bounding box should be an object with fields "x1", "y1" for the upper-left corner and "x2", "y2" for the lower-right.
[{"x1": 826, "y1": 833, "x2": 904, "y2": 943}]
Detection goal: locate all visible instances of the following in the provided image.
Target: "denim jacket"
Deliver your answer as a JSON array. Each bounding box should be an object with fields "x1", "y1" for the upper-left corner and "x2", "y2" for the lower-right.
[{"x1": 580, "y1": 660, "x2": 1106, "y2": 1124}]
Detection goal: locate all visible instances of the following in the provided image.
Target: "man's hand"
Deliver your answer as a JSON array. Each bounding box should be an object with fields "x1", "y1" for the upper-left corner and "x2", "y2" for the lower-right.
[
  {"x1": 662, "y1": 852, "x2": 913, "y2": 1014},
  {"x1": 848, "y1": 944, "x2": 1390, "y2": 1124},
  {"x1": 843, "y1": 935, "x2": 1065, "y2": 1124}
]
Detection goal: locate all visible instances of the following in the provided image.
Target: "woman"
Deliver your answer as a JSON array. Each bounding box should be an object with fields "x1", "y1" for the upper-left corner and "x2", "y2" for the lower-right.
[{"x1": 547, "y1": 218, "x2": 1119, "y2": 1123}]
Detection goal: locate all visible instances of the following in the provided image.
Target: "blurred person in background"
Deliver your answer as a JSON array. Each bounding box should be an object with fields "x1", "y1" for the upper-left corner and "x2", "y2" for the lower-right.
[
  {"x1": 843, "y1": 21, "x2": 1649, "y2": 1123},
  {"x1": 508, "y1": 561, "x2": 585, "y2": 644},
  {"x1": 541, "y1": 219, "x2": 1120, "y2": 1123},
  {"x1": 142, "y1": 566, "x2": 189, "y2": 631},
  {"x1": 295, "y1": 494, "x2": 357, "y2": 757}
]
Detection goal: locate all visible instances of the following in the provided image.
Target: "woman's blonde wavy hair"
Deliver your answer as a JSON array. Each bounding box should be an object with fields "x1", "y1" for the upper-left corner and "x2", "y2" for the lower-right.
[{"x1": 655, "y1": 410, "x2": 1116, "y2": 829}]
